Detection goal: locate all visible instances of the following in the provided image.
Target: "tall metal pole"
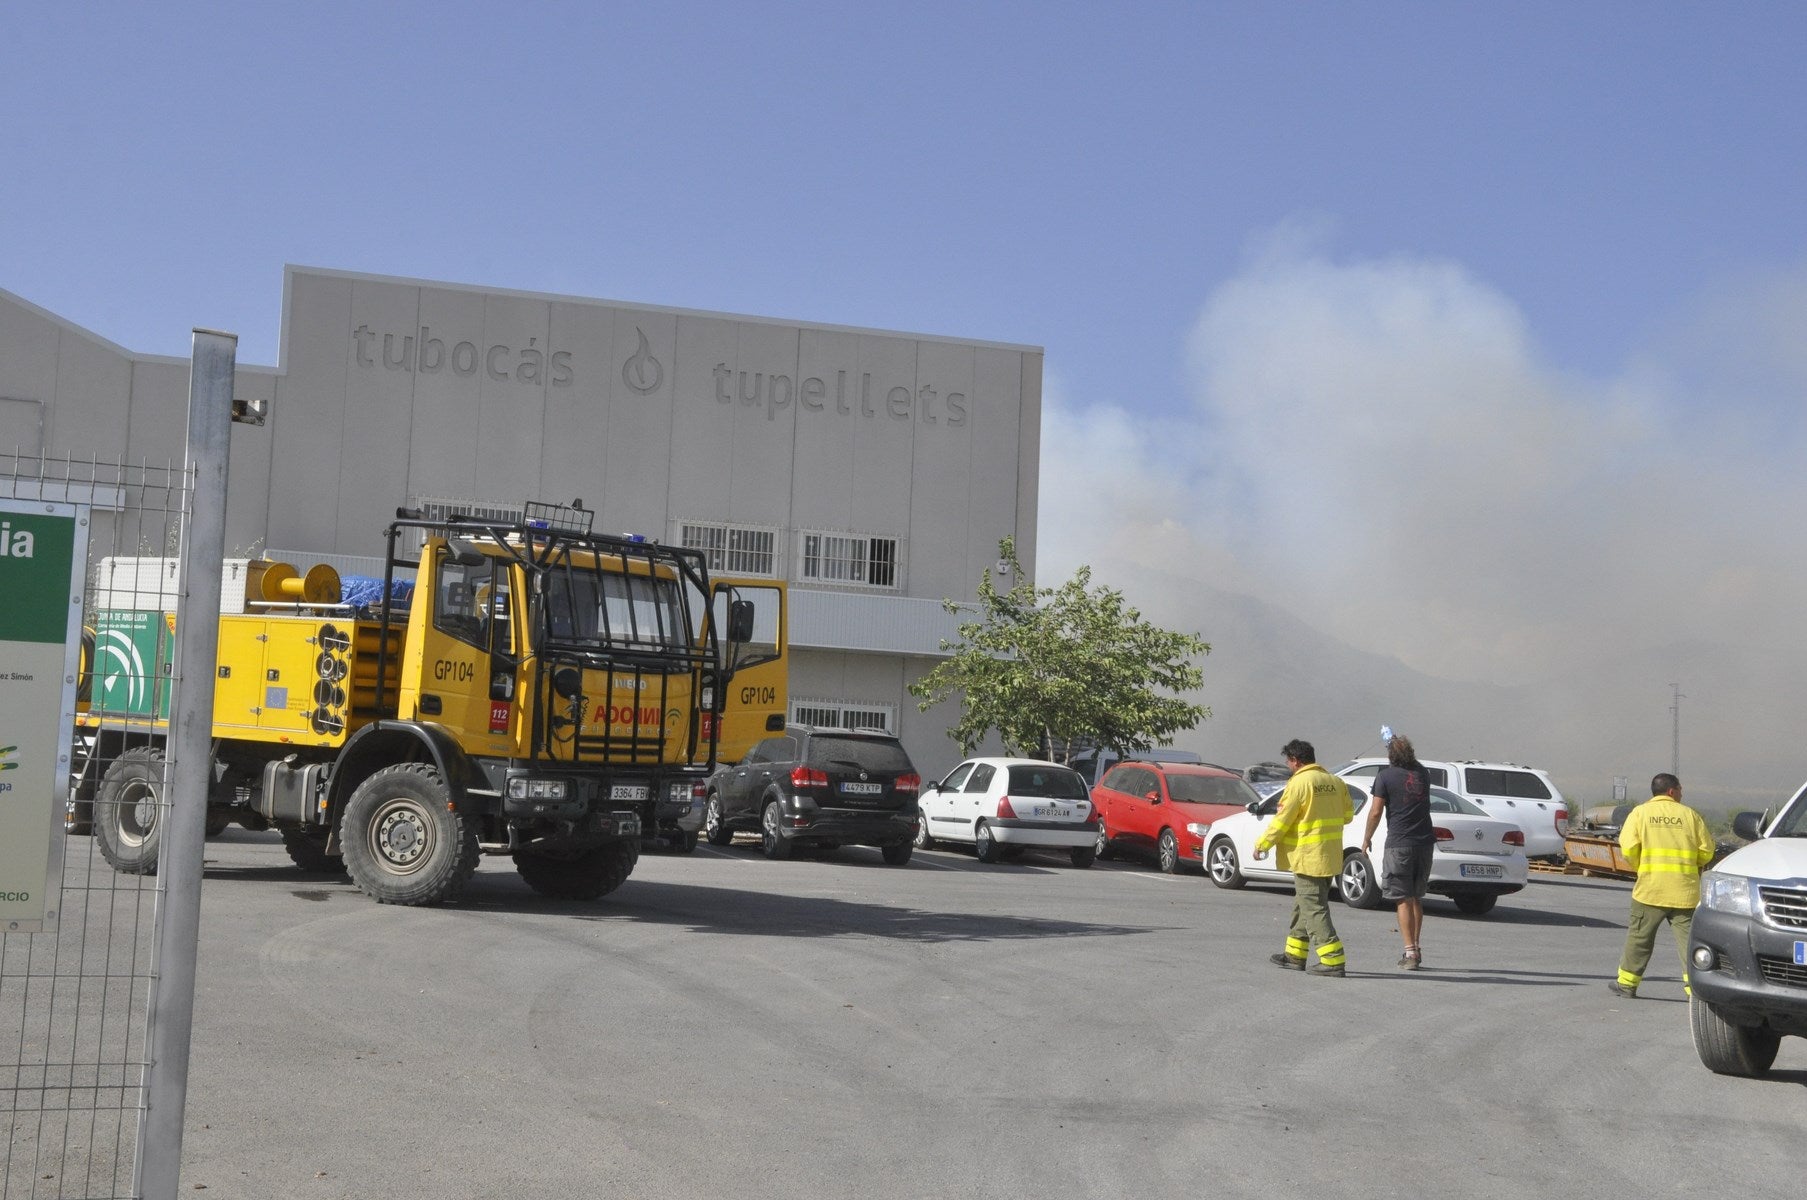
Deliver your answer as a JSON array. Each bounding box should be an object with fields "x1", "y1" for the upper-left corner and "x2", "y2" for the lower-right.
[
  {"x1": 135, "y1": 329, "x2": 235, "y2": 1200},
  {"x1": 1670, "y1": 682, "x2": 1684, "y2": 778}
]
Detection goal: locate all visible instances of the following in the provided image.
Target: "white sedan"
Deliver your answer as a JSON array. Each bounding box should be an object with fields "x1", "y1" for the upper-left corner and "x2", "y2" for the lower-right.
[
  {"x1": 916, "y1": 757, "x2": 1100, "y2": 867},
  {"x1": 1203, "y1": 785, "x2": 1528, "y2": 915}
]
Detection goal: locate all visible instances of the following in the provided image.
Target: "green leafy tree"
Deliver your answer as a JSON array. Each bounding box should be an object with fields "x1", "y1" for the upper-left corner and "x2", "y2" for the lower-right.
[{"x1": 909, "y1": 538, "x2": 1210, "y2": 758}]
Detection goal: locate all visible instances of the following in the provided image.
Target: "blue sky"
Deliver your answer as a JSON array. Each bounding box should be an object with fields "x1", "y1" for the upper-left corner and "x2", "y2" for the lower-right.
[
  {"x1": 6, "y1": 3, "x2": 1800, "y2": 400},
  {"x1": 6, "y1": 2, "x2": 1806, "y2": 799}
]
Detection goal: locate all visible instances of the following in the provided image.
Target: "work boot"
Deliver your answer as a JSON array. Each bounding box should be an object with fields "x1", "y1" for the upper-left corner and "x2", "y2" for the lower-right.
[
  {"x1": 1607, "y1": 979, "x2": 1637, "y2": 999},
  {"x1": 1307, "y1": 962, "x2": 1346, "y2": 978},
  {"x1": 1269, "y1": 952, "x2": 1306, "y2": 971}
]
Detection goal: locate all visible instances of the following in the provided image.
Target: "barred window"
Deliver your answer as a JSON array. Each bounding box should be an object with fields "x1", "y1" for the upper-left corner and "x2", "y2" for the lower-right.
[
  {"x1": 791, "y1": 700, "x2": 895, "y2": 733},
  {"x1": 679, "y1": 522, "x2": 777, "y2": 576},
  {"x1": 799, "y1": 532, "x2": 900, "y2": 589}
]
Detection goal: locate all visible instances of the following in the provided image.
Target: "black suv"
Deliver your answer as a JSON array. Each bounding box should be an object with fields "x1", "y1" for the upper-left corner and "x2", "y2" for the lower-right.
[{"x1": 703, "y1": 726, "x2": 921, "y2": 864}]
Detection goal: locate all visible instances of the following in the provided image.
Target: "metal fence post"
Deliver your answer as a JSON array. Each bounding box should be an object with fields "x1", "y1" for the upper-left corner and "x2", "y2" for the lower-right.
[{"x1": 134, "y1": 330, "x2": 235, "y2": 1199}]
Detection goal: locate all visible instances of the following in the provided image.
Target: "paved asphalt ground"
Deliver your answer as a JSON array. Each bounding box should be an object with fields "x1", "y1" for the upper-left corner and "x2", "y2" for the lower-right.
[{"x1": 174, "y1": 830, "x2": 1803, "y2": 1199}]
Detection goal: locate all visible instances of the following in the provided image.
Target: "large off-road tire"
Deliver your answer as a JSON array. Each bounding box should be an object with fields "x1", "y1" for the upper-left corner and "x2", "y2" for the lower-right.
[
  {"x1": 514, "y1": 840, "x2": 639, "y2": 900},
  {"x1": 94, "y1": 746, "x2": 167, "y2": 875},
  {"x1": 1207, "y1": 838, "x2": 1246, "y2": 889},
  {"x1": 1452, "y1": 891, "x2": 1498, "y2": 916},
  {"x1": 281, "y1": 826, "x2": 343, "y2": 874},
  {"x1": 974, "y1": 820, "x2": 1003, "y2": 864},
  {"x1": 760, "y1": 800, "x2": 793, "y2": 860},
  {"x1": 703, "y1": 793, "x2": 734, "y2": 846},
  {"x1": 339, "y1": 764, "x2": 479, "y2": 906},
  {"x1": 1339, "y1": 851, "x2": 1383, "y2": 909},
  {"x1": 1157, "y1": 829, "x2": 1181, "y2": 874},
  {"x1": 1690, "y1": 993, "x2": 1781, "y2": 1077}
]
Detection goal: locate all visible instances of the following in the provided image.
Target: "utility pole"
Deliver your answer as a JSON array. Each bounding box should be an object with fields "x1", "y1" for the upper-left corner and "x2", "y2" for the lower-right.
[{"x1": 1669, "y1": 682, "x2": 1684, "y2": 777}]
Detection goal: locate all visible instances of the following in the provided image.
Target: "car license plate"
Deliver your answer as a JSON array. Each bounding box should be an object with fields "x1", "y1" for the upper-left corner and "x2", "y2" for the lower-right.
[
  {"x1": 841, "y1": 782, "x2": 883, "y2": 795},
  {"x1": 1460, "y1": 863, "x2": 1504, "y2": 879},
  {"x1": 1032, "y1": 804, "x2": 1071, "y2": 819},
  {"x1": 610, "y1": 784, "x2": 649, "y2": 802}
]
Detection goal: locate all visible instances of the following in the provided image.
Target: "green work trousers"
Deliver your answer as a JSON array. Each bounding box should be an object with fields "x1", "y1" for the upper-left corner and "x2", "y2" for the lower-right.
[
  {"x1": 1286, "y1": 874, "x2": 1345, "y2": 966},
  {"x1": 1617, "y1": 898, "x2": 1695, "y2": 991}
]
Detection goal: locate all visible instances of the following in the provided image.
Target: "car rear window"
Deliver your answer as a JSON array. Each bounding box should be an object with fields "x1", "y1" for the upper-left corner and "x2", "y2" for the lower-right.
[
  {"x1": 1168, "y1": 775, "x2": 1257, "y2": 806},
  {"x1": 1007, "y1": 765, "x2": 1088, "y2": 799},
  {"x1": 810, "y1": 736, "x2": 914, "y2": 773},
  {"x1": 1463, "y1": 768, "x2": 1551, "y2": 800}
]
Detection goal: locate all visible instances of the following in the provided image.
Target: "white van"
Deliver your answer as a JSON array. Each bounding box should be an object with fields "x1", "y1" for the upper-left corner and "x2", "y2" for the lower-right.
[
  {"x1": 1066, "y1": 747, "x2": 1204, "y2": 789},
  {"x1": 1336, "y1": 759, "x2": 1570, "y2": 858}
]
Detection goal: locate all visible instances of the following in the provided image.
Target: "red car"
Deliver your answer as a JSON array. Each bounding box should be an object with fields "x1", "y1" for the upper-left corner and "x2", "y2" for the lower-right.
[{"x1": 1092, "y1": 761, "x2": 1262, "y2": 873}]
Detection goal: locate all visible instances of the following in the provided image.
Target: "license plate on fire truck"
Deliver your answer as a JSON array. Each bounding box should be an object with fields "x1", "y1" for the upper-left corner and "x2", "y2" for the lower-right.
[{"x1": 610, "y1": 784, "x2": 649, "y2": 802}]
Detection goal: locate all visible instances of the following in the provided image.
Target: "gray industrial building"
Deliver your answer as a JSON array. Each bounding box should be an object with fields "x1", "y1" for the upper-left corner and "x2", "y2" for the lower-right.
[{"x1": 0, "y1": 267, "x2": 1043, "y2": 776}]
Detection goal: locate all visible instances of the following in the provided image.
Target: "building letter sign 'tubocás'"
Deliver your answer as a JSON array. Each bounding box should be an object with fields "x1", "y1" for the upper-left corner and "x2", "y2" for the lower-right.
[
  {"x1": 349, "y1": 323, "x2": 970, "y2": 426},
  {"x1": 0, "y1": 499, "x2": 88, "y2": 932}
]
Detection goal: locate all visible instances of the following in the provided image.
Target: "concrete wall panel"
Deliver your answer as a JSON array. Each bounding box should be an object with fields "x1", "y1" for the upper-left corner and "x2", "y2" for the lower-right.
[
  {"x1": 791, "y1": 329, "x2": 861, "y2": 532},
  {"x1": 970, "y1": 348, "x2": 1025, "y2": 584},
  {"x1": 601, "y1": 311, "x2": 677, "y2": 537},
  {"x1": 268, "y1": 273, "x2": 352, "y2": 550},
  {"x1": 543, "y1": 301, "x2": 614, "y2": 509},
  {"x1": 474, "y1": 292, "x2": 549, "y2": 502},
  {"x1": 909, "y1": 341, "x2": 976, "y2": 599},
  {"x1": 338, "y1": 281, "x2": 422, "y2": 550},
  {"x1": 405, "y1": 287, "x2": 486, "y2": 505},
  {"x1": 669, "y1": 314, "x2": 741, "y2": 529}
]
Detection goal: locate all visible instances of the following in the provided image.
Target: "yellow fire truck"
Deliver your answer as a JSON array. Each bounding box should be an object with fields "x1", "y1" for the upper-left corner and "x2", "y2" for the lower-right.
[{"x1": 71, "y1": 500, "x2": 786, "y2": 905}]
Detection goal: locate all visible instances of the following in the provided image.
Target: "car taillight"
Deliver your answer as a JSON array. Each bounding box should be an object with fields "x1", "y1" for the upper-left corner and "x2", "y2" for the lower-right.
[
  {"x1": 996, "y1": 796, "x2": 1018, "y2": 819},
  {"x1": 1554, "y1": 809, "x2": 1569, "y2": 835},
  {"x1": 895, "y1": 773, "x2": 921, "y2": 795},
  {"x1": 791, "y1": 766, "x2": 828, "y2": 789},
  {"x1": 1432, "y1": 826, "x2": 1454, "y2": 842},
  {"x1": 1503, "y1": 830, "x2": 1525, "y2": 847}
]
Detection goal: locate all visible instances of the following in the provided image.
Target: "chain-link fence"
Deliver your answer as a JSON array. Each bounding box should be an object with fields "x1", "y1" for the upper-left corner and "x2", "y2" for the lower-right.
[
  {"x1": 2, "y1": 330, "x2": 236, "y2": 1200},
  {"x1": 1, "y1": 451, "x2": 193, "y2": 1199}
]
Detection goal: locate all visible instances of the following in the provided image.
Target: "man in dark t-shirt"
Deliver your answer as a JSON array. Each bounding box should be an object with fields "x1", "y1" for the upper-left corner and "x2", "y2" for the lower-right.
[{"x1": 1362, "y1": 735, "x2": 1435, "y2": 970}]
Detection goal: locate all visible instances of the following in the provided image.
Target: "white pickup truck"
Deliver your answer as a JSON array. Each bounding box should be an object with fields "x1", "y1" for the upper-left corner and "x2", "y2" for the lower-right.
[{"x1": 1688, "y1": 783, "x2": 1807, "y2": 1076}]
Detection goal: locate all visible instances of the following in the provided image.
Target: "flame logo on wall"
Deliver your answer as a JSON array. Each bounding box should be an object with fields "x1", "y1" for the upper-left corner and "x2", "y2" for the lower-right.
[
  {"x1": 622, "y1": 327, "x2": 664, "y2": 394},
  {"x1": 95, "y1": 630, "x2": 149, "y2": 711}
]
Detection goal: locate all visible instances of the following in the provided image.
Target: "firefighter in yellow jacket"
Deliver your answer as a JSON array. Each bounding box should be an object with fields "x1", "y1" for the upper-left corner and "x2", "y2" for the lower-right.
[
  {"x1": 1609, "y1": 773, "x2": 1715, "y2": 999},
  {"x1": 1255, "y1": 739, "x2": 1356, "y2": 977}
]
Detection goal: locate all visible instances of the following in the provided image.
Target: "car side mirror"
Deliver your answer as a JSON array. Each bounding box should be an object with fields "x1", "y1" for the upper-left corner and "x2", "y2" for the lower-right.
[
  {"x1": 1732, "y1": 811, "x2": 1765, "y2": 842},
  {"x1": 1145, "y1": 791, "x2": 1161, "y2": 803},
  {"x1": 1245, "y1": 800, "x2": 1260, "y2": 814}
]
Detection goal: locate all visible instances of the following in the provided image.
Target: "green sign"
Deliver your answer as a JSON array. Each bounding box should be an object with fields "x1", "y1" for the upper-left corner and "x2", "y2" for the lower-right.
[{"x1": 0, "y1": 499, "x2": 88, "y2": 932}]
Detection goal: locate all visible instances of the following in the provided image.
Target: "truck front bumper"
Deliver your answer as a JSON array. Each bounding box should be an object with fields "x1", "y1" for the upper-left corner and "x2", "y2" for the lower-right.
[{"x1": 1688, "y1": 905, "x2": 1807, "y2": 1038}]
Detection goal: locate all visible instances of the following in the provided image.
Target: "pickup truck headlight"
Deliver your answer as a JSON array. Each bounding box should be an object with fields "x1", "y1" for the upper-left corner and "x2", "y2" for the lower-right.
[{"x1": 1701, "y1": 870, "x2": 1753, "y2": 916}]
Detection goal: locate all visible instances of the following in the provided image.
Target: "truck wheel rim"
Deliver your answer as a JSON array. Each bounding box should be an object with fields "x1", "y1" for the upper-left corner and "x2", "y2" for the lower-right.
[
  {"x1": 118, "y1": 779, "x2": 158, "y2": 846},
  {"x1": 371, "y1": 800, "x2": 434, "y2": 873}
]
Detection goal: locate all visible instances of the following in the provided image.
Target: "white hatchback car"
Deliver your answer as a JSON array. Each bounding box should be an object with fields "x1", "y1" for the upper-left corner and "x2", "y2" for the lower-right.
[
  {"x1": 916, "y1": 757, "x2": 1099, "y2": 867},
  {"x1": 1204, "y1": 784, "x2": 1529, "y2": 915}
]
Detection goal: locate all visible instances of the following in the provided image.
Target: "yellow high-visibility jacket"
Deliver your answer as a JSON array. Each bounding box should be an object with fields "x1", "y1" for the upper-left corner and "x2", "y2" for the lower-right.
[
  {"x1": 1620, "y1": 795, "x2": 1715, "y2": 908},
  {"x1": 1257, "y1": 763, "x2": 1354, "y2": 878}
]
